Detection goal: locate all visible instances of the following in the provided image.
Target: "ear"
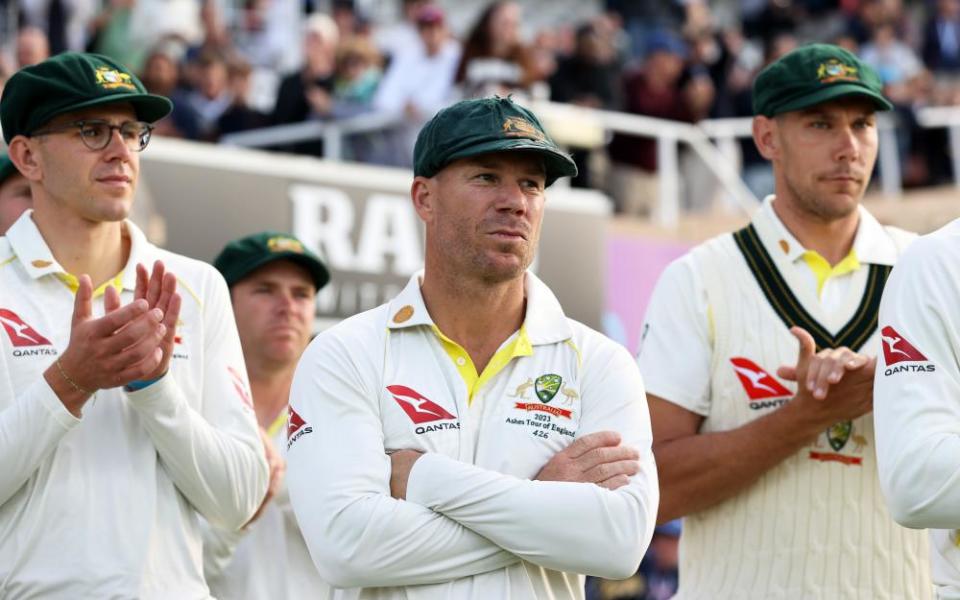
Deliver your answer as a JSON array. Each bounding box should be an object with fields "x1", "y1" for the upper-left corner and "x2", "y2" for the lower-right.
[
  {"x1": 7, "y1": 136, "x2": 43, "y2": 183},
  {"x1": 752, "y1": 115, "x2": 779, "y2": 161},
  {"x1": 410, "y1": 176, "x2": 435, "y2": 224}
]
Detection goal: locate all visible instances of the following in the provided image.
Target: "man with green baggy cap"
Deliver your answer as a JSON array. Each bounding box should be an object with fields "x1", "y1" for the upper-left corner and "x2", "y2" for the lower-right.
[
  {"x1": 203, "y1": 231, "x2": 334, "y2": 600},
  {"x1": 0, "y1": 153, "x2": 31, "y2": 234},
  {"x1": 639, "y1": 44, "x2": 932, "y2": 597},
  {"x1": 0, "y1": 52, "x2": 268, "y2": 598},
  {"x1": 286, "y1": 96, "x2": 659, "y2": 598}
]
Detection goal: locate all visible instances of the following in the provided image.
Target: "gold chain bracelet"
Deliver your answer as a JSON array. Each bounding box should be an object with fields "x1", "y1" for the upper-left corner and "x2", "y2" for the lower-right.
[{"x1": 55, "y1": 358, "x2": 94, "y2": 396}]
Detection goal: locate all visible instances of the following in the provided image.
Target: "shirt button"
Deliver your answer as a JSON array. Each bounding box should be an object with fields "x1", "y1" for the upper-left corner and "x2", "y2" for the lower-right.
[{"x1": 456, "y1": 357, "x2": 466, "y2": 366}]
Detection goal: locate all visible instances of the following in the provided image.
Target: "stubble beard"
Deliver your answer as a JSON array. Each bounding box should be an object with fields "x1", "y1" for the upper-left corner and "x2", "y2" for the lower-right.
[{"x1": 783, "y1": 172, "x2": 860, "y2": 223}]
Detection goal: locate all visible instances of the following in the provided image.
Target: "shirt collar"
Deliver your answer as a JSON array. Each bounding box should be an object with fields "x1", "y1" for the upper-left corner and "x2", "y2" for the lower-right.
[
  {"x1": 753, "y1": 195, "x2": 897, "y2": 267},
  {"x1": 6, "y1": 209, "x2": 148, "y2": 292},
  {"x1": 387, "y1": 270, "x2": 572, "y2": 345}
]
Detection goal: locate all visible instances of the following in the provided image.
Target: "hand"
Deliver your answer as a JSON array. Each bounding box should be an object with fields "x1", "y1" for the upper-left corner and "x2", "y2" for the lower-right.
[
  {"x1": 389, "y1": 449, "x2": 424, "y2": 500},
  {"x1": 305, "y1": 86, "x2": 332, "y2": 116},
  {"x1": 776, "y1": 326, "x2": 875, "y2": 426},
  {"x1": 244, "y1": 427, "x2": 286, "y2": 527},
  {"x1": 50, "y1": 275, "x2": 167, "y2": 414},
  {"x1": 535, "y1": 430, "x2": 640, "y2": 491},
  {"x1": 131, "y1": 261, "x2": 182, "y2": 381}
]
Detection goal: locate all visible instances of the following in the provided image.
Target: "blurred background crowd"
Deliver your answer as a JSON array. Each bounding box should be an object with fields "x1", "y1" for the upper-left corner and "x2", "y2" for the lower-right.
[{"x1": 2, "y1": 0, "x2": 959, "y2": 217}]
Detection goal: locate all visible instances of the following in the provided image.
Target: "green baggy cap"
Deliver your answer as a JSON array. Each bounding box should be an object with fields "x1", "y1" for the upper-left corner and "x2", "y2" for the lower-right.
[
  {"x1": 753, "y1": 44, "x2": 893, "y2": 117},
  {"x1": 213, "y1": 231, "x2": 330, "y2": 292},
  {"x1": 1, "y1": 52, "x2": 173, "y2": 143},
  {"x1": 413, "y1": 96, "x2": 578, "y2": 187}
]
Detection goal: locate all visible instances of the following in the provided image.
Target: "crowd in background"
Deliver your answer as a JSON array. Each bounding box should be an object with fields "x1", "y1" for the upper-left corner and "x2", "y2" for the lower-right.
[{"x1": 2, "y1": 0, "x2": 960, "y2": 216}]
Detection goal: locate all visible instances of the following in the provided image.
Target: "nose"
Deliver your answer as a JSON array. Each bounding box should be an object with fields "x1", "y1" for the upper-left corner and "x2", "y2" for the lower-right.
[
  {"x1": 832, "y1": 124, "x2": 861, "y2": 163},
  {"x1": 103, "y1": 127, "x2": 135, "y2": 161},
  {"x1": 495, "y1": 181, "x2": 528, "y2": 214}
]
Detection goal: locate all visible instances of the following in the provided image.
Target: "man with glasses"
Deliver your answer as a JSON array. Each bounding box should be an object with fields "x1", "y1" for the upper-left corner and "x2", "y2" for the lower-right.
[{"x1": 0, "y1": 53, "x2": 268, "y2": 598}]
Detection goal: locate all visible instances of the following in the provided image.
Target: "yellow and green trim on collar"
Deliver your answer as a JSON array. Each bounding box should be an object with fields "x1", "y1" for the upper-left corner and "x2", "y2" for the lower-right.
[{"x1": 431, "y1": 324, "x2": 534, "y2": 404}]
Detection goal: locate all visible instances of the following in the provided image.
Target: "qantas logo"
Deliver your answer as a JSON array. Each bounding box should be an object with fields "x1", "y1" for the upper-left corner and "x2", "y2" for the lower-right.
[
  {"x1": 0, "y1": 309, "x2": 52, "y2": 347},
  {"x1": 731, "y1": 357, "x2": 793, "y2": 410},
  {"x1": 880, "y1": 326, "x2": 927, "y2": 365},
  {"x1": 287, "y1": 406, "x2": 313, "y2": 449},
  {"x1": 387, "y1": 385, "x2": 457, "y2": 425},
  {"x1": 881, "y1": 326, "x2": 935, "y2": 376}
]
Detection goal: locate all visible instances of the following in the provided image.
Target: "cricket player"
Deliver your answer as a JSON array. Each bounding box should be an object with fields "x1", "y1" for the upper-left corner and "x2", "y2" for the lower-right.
[
  {"x1": 205, "y1": 231, "x2": 332, "y2": 599},
  {"x1": 0, "y1": 52, "x2": 268, "y2": 598},
  {"x1": 286, "y1": 96, "x2": 659, "y2": 598},
  {"x1": 0, "y1": 153, "x2": 31, "y2": 233},
  {"x1": 875, "y1": 221, "x2": 960, "y2": 598},
  {"x1": 639, "y1": 44, "x2": 931, "y2": 598}
]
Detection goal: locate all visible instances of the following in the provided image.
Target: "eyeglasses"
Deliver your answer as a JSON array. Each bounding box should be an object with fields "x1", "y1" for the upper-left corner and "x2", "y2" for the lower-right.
[{"x1": 30, "y1": 119, "x2": 154, "y2": 152}]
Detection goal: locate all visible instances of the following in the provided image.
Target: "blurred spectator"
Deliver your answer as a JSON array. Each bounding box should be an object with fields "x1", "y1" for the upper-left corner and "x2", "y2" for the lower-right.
[
  {"x1": 184, "y1": 49, "x2": 234, "y2": 140},
  {"x1": 87, "y1": 0, "x2": 147, "y2": 71},
  {"x1": 218, "y1": 57, "x2": 271, "y2": 137},
  {"x1": 333, "y1": 36, "x2": 381, "y2": 114},
  {"x1": 272, "y1": 12, "x2": 338, "y2": 155},
  {"x1": 372, "y1": 3, "x2": 460, "y2": 167},
  {"x1": 607, "y1": 31, "x2": 714, "y2": 217},
  {"x1": 16, "y1": 26, "x2": 50, "y2": 68},
  {"x1": 922, "y1": 0, "x2": 960, "y2": 73},
  {"x1": 374, "y1": 0, "x2": 428, "y2": 63},
  {"x1": 861, "y1": 21, "x2": 924, "y2": 103},
  {"x1": 18, "y1": 0, "x2": 97, "y2": 54},
  {"x1": 455, "y1": 1, "x2": 537, "y2": 99},
  {"x1": 0, "y1": 154, "x2": 31, "y2": 235},
  {"x1": 140, "y1": 40, "x2": 201, "y2": 138},
  {"x1": 604, "y1": 0, "x2": 685, "y2": 59},
  {"x1": 550, "y1": 20, "x2": 623, "y2": 187}
]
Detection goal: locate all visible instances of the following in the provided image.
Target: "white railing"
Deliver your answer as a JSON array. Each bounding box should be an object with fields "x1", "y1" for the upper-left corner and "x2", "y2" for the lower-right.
[{"x1": 220, "y1": 101, "x2": 955, "y2": 227}]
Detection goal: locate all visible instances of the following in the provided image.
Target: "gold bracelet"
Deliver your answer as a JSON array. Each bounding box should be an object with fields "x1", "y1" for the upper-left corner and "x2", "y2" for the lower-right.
[{"x1": 55, "y1": 358, "x2": 94, "y2": 396}]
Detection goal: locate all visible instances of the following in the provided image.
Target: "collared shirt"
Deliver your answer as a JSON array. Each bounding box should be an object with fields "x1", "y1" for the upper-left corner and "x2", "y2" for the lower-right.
[
  {"x1": 639, "y1": 195, "x2": 902, "y2": 415},
  {"x1": 0, "y1": 211, "x2": 268, "y2": 599},
  {"x1": 286, "y1": 272, "x2": 659, "y2": 599},
  {"x1": 875, "y1": 218, "x2": 960, "y2": 599}
]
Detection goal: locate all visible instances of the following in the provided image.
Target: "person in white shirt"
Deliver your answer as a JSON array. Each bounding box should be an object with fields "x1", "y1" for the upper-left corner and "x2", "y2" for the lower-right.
[
  {"x1": 639, "y1": 44, "x2": 931, "y2": 598},
  {"x1": 287, "y1": 96, "x2": 659, "y2": 599},
  {"x1": 0, "y1": 52, "x2": 268, "y2": 598},
  {"x1": 874, "y1": 221, "x2": 960, "y2": 598},
  {"x1": 204, "y1": 231, "x2": 331, "y2": 599},
  {"x1": 372, "y1": 4, "x2": 461, "y2": 168}
]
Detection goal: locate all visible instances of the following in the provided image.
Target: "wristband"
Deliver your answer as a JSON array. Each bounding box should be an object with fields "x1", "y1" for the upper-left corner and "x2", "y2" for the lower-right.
[{"x1": 124, "y1": 376, "x2": 164, "y2": 392}]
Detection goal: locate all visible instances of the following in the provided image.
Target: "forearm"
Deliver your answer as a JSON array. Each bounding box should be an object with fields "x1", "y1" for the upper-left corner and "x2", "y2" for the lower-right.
[
  {"x1": 655, "y1": 399, "x2": 824, "y2": 522},
  {"x1": 0, "y1": 378, "x2": 78, "y2": 504},
  {"x1": 406, "y1": 453, "x2": 657, "y2": 580},
  {"x1": 126, "y1": 376, "x2": 269, "y2": 529},
  {"x1": 289, "y1": 471, "x2": 519, "y2": 587}
]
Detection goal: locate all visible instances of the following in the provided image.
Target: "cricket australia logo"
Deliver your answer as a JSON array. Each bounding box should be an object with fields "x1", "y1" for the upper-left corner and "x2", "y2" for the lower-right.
[
  {"x1": 535, "y1": 374, "x2": 562, "y2": 403},
  {"x1": 809, "y1": 420, "x2": 866, "y2": 466},
  {"x1": 514, "y1": 374, "x2": 572, "y2": 419},
  {"x1": 94, "y1": 66, "x2": 136, "y2": 91}
]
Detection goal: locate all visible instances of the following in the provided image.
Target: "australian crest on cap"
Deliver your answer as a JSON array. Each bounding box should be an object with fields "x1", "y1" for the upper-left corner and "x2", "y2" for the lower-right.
[
  {"x1": 94, "y1": 65, "x2": 136, "y2": 91},
  {"x1": 502, "y1": 116, "x2": 545, "y2": 142},
  {"x1": 267, "y1": 236, "x2": 304, "y2": 254},
  {"x1": 817, "y1": 59, "x2": 858, "y2": 84}
]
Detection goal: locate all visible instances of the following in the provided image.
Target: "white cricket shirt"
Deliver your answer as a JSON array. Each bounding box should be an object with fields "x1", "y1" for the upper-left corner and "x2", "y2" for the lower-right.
[
  {"x1": 0, "y1": 211, "x2": 269, "y2": 599},
  {"x1": 875, "y1": 218, "x2": 960, "y2": 600},
  {"x1": 639, "y1": 197, "x2": 930, "y2": 599},
  {"x1": 204, "y1": 415, "x2": 332, "y2": 600},
  {"x1": 287, "y1": 272, "x2": 659, "y2": 599}
]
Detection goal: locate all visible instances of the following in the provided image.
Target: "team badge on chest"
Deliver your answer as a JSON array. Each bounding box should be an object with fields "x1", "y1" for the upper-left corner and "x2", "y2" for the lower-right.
[{"x1": 535, "y1": 374, "x2": 562, "y2": 403}]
